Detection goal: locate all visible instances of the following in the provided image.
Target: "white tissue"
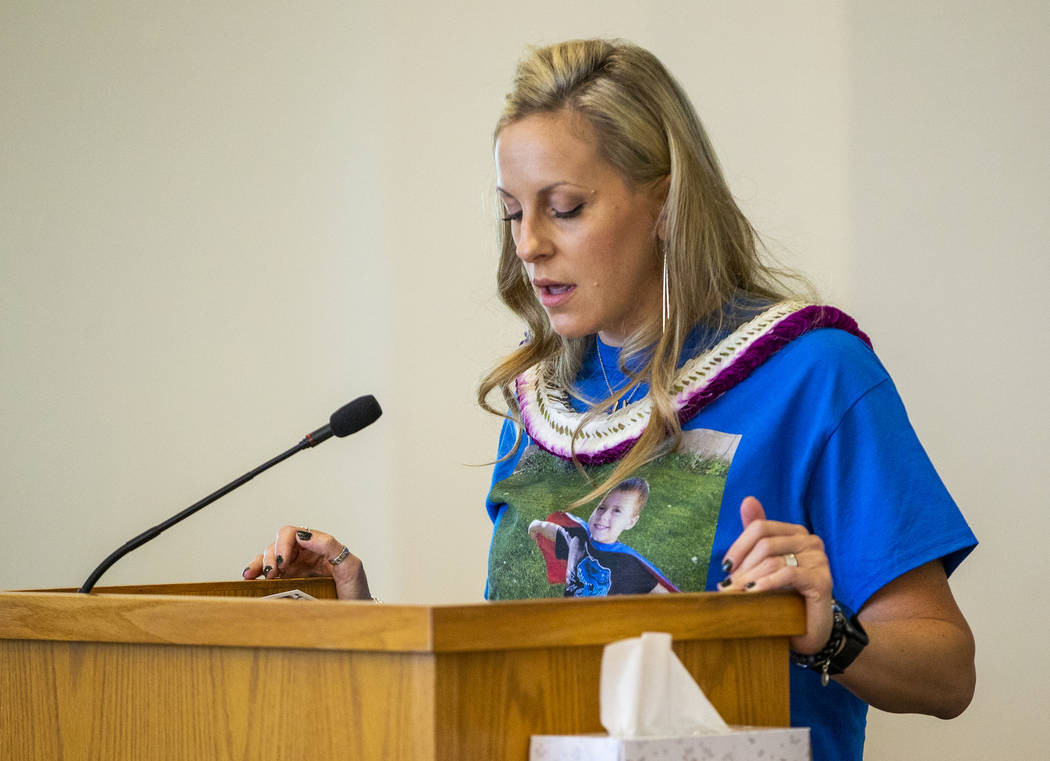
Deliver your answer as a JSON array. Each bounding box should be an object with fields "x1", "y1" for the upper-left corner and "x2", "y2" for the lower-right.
[{"x1": 600, "y1": 631, "x2": 731, "y2": 738}]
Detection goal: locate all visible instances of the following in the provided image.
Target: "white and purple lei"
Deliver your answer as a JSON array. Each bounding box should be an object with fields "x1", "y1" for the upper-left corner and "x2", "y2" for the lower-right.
[{"x1": 515, "y1": 302, "x2": 871, "y2": 466}]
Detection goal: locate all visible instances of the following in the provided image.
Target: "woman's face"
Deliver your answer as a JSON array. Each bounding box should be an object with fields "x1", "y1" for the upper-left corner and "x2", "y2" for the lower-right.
[{"x1": 495, "y1": 111, "x2": 665, "y2": 346}]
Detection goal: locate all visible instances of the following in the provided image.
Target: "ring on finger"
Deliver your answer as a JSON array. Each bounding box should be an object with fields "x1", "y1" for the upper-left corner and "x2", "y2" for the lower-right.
[
  {"x1": 784, "y1": 552, "x2": 799, "y2": 568},
  {"x1": 328, "y1": 545, "x2": 351, "y2": 566}
]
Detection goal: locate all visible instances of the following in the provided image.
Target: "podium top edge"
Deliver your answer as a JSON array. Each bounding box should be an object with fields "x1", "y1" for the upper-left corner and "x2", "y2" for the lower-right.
[{"x1": 0, "y1": 587, "x2": 804, "y2": 654}]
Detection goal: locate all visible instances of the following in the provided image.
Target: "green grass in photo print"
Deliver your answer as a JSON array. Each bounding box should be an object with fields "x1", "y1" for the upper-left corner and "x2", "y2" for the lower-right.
[{"x1": 487, "y1": 443, "x2": 728, "y2": 599}]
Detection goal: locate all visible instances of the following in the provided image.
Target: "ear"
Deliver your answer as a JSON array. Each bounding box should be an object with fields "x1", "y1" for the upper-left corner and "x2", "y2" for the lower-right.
[{"x1": 627, "y1": 494, "x2": 645, "y2": 529}]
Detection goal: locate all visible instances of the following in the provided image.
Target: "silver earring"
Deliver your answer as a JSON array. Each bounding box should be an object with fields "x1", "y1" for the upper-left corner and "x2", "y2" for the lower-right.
[{"x1": 662, "y1": 248, "x2": 670, "y2": 332}]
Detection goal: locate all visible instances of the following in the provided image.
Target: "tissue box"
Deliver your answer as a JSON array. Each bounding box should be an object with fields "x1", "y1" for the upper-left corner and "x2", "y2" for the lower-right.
[{"x1": 530, "y1": 726, "x2": 810, "y2": 761}]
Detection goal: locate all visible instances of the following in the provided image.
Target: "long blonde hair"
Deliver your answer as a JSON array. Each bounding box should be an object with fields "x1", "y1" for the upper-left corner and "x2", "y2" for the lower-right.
[{"x1": 478, "y1": 39, "x2": 802, "y2": 505}]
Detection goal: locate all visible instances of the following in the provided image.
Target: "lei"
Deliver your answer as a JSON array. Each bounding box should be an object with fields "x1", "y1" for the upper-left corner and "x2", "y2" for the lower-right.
[{"x1": 515, "y1": 302, "x2": 871, "y2": 466}]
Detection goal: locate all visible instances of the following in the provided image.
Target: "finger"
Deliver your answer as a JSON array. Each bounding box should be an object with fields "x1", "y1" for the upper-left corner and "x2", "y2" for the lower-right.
[
  {"x1": 729, "y1": 551, "x2": 811, "y2": 591},
  {"x1": 272, "y1": 527, "x2": 295, "y2": 577},
  {"x1": 741, "y1": 564, "x2": 814, "y2": 597},
  {"x1": 720, "y1": 497, "x2": 807, "y2": 574},
  {"x1": 719, "y1": 547, "x2": 826, "y2": 596},
  {"x1": 740, "y1": 495, "x2": 765, "y2": 527},
  {"x1": 732, "y1": 533, "x2": 825, "y2": 576},
  {"x1": 721, "y1": 554, "x2": 794, "y2": 591},
  {"x1": 727, "y1": 543, "x2": 832, "y2": 598},
  {"x1": 262, "y1": 525, "x2": 319, "y2": 577},
  {"x1": 261, "y1": 541, "x2": 280, "y2": 579},
  {"x1": 291, "y1": 527, "x2": 345, "y2": 565},
  {"x1": 242, "y1": 552, "x2": 265, "y2": 579}
]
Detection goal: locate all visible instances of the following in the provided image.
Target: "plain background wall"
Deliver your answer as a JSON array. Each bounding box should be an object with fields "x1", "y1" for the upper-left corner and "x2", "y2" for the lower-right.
[{"x1": 2, "y1": 2, "x2": 1046, "y2": 758}]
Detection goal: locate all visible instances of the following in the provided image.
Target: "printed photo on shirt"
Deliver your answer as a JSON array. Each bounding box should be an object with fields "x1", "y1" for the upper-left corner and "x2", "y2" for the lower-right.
[
  {"x1": 528, "y1": 477, "x2": 678, "y2": 596},
  {"x1": 486, "y1": 428, "x2": 740, "y2": 599}
]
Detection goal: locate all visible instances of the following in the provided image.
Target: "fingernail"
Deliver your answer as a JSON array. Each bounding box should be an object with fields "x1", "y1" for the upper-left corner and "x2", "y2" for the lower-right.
[
  {"x1": 718, "y1": 577, "x2": 733, "y2": 588},
  {"x1": 296, "y1": 530, "x2": 312, "y2": 541},
  {"x1": 276, "y1": 555, "x2": 283, "y2": 567},
  {"x1": 744, "y1": 581, "x2": 757, "y2": 591},
  {"x1": 720, "y1": 557, "x2": 733, "y2": 574},
  {"x1": 263, "y1": 565, "x2": 272, "y2": 575},
  {"x1": 242, "y1": 567, "x2": 250, "y2": 578}
]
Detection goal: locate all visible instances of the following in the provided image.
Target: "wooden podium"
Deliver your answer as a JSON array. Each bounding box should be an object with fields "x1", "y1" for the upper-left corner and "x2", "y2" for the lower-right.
[{"x1": 0, "y1": 580, "x2": 804, "y2": 761}]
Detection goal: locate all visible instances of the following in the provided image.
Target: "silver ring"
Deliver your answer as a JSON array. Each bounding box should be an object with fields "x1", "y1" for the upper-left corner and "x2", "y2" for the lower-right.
[
  {"x1": 784, "y1": 553, "x2": 799, "y2": 568},
  {"x1": 328, "y1": 545, "x2": 351, "y2": 566}
]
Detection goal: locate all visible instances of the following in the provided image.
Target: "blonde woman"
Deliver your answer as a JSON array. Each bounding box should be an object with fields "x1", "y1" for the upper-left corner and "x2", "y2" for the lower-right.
[{"x1": 245, "y1": 40, "x2": 975, "y2": 761}]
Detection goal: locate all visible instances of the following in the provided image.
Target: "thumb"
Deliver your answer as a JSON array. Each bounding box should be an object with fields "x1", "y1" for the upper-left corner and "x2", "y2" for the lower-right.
[{"x1": 740, "y1": 496, "x2": 766, "y2": 527}]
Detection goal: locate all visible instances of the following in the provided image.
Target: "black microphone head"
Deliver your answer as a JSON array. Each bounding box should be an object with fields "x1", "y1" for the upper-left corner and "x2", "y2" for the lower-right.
[{"x1": 330, "y1": 395, "x2": 382, "y2": 437}]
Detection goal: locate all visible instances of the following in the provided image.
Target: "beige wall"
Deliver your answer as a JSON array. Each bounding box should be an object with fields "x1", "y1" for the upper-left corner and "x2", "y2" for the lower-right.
[
  {"x1": 846, "y1": 3, "x2": 1050, "y2": 758},
  {"x1": 2, "y1": 2, "x2": 1046, "y2": 758}
]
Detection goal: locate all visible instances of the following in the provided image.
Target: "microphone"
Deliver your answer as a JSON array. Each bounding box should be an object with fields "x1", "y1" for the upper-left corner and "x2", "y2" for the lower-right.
[
  {"x1": 303, "y1": 394, "x2": 383, "y2": 446},
  {"x1": 77, "y1": 395, "x2": 382, "y2": 594}
]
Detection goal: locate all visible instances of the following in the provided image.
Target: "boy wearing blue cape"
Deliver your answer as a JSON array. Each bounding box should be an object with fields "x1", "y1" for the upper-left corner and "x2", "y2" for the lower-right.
[{"x1": 528, "y1": 478, "x2": 678, "y2": 596}]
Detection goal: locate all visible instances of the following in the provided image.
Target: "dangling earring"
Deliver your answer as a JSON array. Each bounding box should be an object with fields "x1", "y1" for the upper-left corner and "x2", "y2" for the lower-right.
[{"x1": 661, "y1": 246, "x2": 670, "y2": 333}]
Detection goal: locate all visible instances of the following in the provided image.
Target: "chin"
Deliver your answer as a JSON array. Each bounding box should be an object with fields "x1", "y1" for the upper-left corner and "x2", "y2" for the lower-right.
[{"x1": 547, "y1": 316, "x2": 596, "y2": 339}]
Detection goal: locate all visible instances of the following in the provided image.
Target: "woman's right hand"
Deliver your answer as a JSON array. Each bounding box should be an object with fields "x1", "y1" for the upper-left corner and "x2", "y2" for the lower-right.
[{"x1": 241, "y1": 526, "x2": 371, "y2": 601}]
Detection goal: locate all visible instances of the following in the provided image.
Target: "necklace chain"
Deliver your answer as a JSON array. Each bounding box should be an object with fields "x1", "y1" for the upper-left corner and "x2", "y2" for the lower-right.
[{"x1": 595, "y1": 337, "x2": 643, "y2": 411}]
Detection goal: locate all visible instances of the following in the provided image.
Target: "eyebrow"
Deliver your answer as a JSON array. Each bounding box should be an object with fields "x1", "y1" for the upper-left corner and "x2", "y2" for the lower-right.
[{"x1": 497, "y1": 181, "x2": 591, "y2": 199}]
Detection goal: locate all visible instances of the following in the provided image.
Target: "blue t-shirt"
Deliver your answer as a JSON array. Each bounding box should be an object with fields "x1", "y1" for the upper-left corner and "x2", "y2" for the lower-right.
[{"x1": 484, "y1": 326, "x2": 976, "y2": 761}]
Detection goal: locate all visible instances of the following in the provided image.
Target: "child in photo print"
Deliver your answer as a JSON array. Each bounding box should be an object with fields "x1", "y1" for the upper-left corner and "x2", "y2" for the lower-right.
[{"x1": 528, "y1": 478, "x2": 679, "y2": 596}]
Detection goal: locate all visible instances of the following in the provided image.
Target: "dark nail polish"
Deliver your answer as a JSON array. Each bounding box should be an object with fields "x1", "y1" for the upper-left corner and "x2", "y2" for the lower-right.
[
  {"x1": 263, "y1": 565, "x2": 272, "y2": 575},
  {"x1": 242, "y1": 567, "x2": 250, "y2": 578},
  {"x1": 296, "y1": 530, "x2": 312, "y2": 541},
  {"x1": 721, "y1": 558, "x2": 733, "y2": 574},
  {"x1": 744, "y1": 581, "x2": 757, "y2": 591},
  {"x1": 719, "y1": 577, "x2": 733, "y2": 588},
  {"x1": 276, "y1": 555, "x2": 283, "y2": 566}
]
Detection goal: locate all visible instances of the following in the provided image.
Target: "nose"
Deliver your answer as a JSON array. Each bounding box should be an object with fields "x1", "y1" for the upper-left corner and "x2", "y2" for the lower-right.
[{"x1": 514, "y1": 211, "x2": 551, "y2": 263}]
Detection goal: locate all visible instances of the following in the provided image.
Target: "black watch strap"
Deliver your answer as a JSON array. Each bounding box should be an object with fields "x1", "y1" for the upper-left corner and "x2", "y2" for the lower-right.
[{"x1": 790, "y1": 600, "x2": 869, "y2": 686}]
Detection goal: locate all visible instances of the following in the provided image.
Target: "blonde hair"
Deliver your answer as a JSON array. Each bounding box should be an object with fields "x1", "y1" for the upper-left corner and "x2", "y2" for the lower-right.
[{"x1": 478, "y1": 39, "x2": 803, "y2": 505}]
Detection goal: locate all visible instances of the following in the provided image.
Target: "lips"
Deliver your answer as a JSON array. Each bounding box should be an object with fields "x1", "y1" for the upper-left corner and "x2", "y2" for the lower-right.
[{"x1": 533, "y1": 278, "x2": 576, "y2": 308}]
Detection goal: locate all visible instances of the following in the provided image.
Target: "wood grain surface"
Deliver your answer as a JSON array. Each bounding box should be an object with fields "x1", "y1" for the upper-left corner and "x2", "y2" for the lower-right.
[
  {"x1": 0, "y1": 582, "x2": 803, "y2": 761},
  {"x1": 2, "y1": 639, "x2": 435, "y2": 760},
  {"x1": 33, "y1": 577, "x2": 340, "y2": 598},
  {"x1": 0, "y1": 583, "x2": 803, "y2": 653}
]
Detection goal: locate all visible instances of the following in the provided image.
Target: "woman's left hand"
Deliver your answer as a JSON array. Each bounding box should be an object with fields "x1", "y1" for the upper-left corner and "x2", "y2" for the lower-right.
[{"x1": 716, "y1": 496, "x2": 834, "y2": 655}]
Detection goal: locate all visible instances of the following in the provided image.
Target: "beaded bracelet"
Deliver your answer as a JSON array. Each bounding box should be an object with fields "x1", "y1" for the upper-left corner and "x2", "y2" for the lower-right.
[{"x1": 790, "y1": 600, "x2": 868, "y2": 686}]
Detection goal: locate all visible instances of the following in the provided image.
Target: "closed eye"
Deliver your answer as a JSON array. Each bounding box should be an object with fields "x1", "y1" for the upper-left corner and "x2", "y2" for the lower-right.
[
  {"x1": 553, "y1": 203, "x2": 585, "y2": 219},
  {"x1": 501, "y1": 203, "x2": 584, "y2": 222}
]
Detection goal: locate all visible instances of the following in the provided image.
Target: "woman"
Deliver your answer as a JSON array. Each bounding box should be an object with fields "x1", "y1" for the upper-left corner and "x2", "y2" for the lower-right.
[{"x1": 243, "y1": 39, "x2": 975, "y2": 761}]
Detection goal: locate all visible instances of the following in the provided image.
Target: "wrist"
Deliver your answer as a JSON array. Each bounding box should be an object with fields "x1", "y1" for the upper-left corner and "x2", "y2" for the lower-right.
[
  {"x1": 330, "y1": 554, "x2": 371, "y2": 600},
  {"x1": 790, "y1": 599, "x2": 869, "y2": 685}
]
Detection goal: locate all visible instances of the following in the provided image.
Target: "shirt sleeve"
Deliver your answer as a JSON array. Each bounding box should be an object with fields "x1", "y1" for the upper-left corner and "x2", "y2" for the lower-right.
[
  {"x1": 485, "y1": 417, "x2": 529, "y2": 523},
  {"x1": 804, "y1": 377, "x2": 977, "y2": 612}
]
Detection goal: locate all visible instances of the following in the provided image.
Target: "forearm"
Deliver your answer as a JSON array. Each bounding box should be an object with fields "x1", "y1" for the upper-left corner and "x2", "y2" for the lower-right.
[
  {"x1": 840, "y1": 615, "x2": 975, "y2": 717},
  {"x1": 837, "y1": 615, "x2": 975, "y2": 717},
  {"x1": 529, "y1": 519, "x2": 560, "y2": 541}
]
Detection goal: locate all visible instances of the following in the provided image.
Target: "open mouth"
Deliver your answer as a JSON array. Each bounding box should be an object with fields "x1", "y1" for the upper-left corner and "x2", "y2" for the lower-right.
[{"x1": 534, "y1": 281, "x2": 576, "y2": 307}]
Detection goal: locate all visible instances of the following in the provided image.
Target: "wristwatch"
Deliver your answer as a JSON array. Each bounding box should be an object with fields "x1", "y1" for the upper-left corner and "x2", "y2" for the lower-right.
[{"x1": 790, "y1": 600, "x2": 869, "y2": 686}]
